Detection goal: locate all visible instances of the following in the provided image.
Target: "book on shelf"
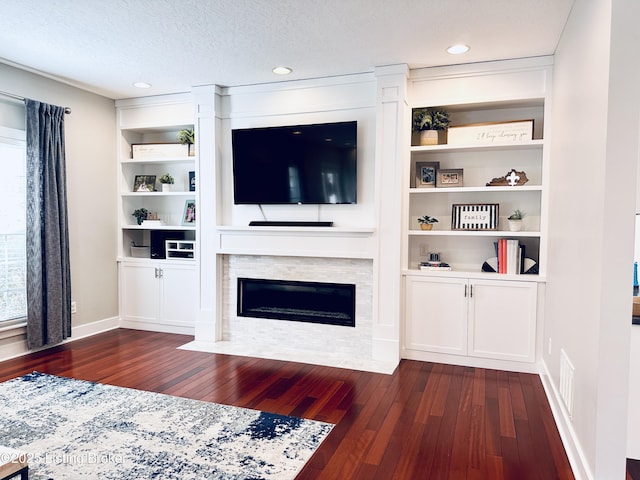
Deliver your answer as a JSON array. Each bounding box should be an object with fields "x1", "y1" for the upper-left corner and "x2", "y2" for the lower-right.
[
  {"x1": 493, "y1": 239, "x2": 526, "y2": 274},
  {"x1": 419, "y1": 261, "x2": 452, "y2": 271}
]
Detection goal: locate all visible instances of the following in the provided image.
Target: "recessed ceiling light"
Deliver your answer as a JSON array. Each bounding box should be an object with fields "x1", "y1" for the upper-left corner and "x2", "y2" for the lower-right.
[
  {"x1": 272, "y1": 66, "x2": 292, "y2": 75},
  {"x1": 133, "y1": 81, "x2": 152, "y2": 89},
  {"x1": 447, "y1": 44, "x2": 470, "y2": 55}
]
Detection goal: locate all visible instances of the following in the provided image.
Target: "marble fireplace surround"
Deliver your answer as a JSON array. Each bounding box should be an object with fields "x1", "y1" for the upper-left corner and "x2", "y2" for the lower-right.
[
  {"x1": 182, "y1": 226, "x2": 397, "y2": 374},
  {"x1": 184, "y1": 254, "x2": 396, "y2": 373},
  {"x1": 220, "y1": 255, "x2": 380, "y2": 368}
]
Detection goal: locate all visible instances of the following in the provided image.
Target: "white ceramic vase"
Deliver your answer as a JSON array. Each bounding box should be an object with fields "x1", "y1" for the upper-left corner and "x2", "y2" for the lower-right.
[{"x1": 508, "y1": 219, "x2": 523, "y2": 232}]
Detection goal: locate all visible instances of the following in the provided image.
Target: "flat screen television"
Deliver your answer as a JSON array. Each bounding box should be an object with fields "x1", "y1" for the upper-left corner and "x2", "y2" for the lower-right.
[{"x1": 232, "y1": 121, "x2": 357, "y2": 204}]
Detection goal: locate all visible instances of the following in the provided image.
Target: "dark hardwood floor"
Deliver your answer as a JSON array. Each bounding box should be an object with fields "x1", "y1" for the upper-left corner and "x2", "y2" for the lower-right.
[{"x1": 0, "y1": 328, "x2": 576, "y2": 479}]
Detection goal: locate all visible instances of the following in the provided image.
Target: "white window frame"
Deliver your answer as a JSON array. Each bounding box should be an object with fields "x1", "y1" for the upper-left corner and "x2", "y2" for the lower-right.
[{"x1": 0, "y1": 125, "x2": 27, "y2": 329}]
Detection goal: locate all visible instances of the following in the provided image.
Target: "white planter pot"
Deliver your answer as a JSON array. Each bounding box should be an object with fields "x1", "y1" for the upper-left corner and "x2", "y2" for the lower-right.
[
  {"x1": 508, "y1": 219, "x2": 523, "y2": 232},
  {"x1": 162, "y1": 184, "x2": 172, "y2": 193}
]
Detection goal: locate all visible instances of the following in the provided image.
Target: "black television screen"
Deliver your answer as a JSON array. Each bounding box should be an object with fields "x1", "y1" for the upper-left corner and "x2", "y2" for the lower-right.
[{"x1": 232, "y1": 121, "x2": 357, "y2": 204}]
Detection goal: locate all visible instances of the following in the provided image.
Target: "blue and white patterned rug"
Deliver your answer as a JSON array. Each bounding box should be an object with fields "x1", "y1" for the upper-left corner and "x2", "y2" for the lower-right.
[{"x1": 0, "y1": 372, "x2": 333, "y2": 479}]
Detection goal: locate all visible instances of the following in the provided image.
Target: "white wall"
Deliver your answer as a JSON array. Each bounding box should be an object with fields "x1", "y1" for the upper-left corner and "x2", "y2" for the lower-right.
[
  {"x1": 544, "y1": 0, "x2": 640, "y2": 477},
  {"x1": 0, "y1": 63, "x2": 118, "y2": 357}
]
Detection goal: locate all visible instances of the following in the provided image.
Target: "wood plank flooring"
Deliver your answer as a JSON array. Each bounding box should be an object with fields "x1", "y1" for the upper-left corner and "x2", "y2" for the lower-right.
[{"x1": 0, "y1": 328, "x2": 575, "y2": 479}]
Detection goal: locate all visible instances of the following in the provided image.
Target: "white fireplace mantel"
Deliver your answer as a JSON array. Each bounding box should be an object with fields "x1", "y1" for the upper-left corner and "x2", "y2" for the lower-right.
[{"x1": 215, "y1": 226, "x2": 376, "y2": 259}]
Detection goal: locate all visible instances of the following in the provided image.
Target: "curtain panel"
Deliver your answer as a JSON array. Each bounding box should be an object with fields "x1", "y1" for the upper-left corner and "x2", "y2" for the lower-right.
[{"x1": 25, "y1": 99, "x2": 71, "y2": 349}]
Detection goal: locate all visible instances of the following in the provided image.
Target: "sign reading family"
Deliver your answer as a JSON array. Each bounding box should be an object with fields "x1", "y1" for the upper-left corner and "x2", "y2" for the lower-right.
[
  {"x1": 451, "y1": 203, "x2": 499, "y2": 231},
  {"x1": 447, "y1": 120, "x2": 533, "y2": 146}
]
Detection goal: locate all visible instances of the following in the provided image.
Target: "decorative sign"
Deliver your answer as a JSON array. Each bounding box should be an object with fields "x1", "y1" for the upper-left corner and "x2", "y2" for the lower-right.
[
  {"x1": 447, "y1": 120, "x2": 533, "y2": 146},
  {"x1": 486, "y1": 169, "x2": 529, "y2": 187},
  {"x1": 452, "y1": 203, "x2": 499, "y2": 231},
  {"x1": 131, "y1": 143, "x2": 188, "y2": 159}
]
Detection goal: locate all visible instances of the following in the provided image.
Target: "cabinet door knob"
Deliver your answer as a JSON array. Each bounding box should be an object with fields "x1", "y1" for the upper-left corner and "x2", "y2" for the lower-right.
[
  {"x1": 464, "y1": 284, "x2": 468, "y2": 297},
  {"x1": 470, "y1": 284, "x2": 473, "y2": 298}
]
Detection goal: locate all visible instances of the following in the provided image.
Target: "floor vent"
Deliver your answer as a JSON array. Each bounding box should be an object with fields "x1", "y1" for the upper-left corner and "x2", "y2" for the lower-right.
[{"x1": 559, "y1": 348, "x2": 575, "y2": 420}]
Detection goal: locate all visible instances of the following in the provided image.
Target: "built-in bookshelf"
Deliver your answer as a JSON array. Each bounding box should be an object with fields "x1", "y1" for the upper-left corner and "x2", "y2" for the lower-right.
[{"x1": 406, "y1": 99, "x2": 548, "y2": 278}]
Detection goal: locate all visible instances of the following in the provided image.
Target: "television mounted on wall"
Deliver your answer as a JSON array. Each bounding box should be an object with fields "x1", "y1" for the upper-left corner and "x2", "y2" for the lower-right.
[{"x1": 231, "y1": 121, "x2": 357, "y2": 205}]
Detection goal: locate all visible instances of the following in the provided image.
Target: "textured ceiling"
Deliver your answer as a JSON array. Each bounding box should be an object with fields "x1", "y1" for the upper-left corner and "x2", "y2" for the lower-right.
[{"x1": 0, "y1": 0, "x2": 574, "y2": 100}]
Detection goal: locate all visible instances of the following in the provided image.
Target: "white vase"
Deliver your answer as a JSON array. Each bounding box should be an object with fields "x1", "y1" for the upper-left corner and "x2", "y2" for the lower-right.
[
  {"x1": 419, "y1": 130, "x2": 439, "y2": 146},
  {"x1": 508, "y1": 219, "x2": 523, "y2": 232},
  {"x1": 162, "y1": 183, "x2": 172, "y2": 193}
]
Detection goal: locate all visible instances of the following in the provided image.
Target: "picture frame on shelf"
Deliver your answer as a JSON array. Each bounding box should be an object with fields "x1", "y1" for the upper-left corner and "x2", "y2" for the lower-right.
[
  {"x1": 451, "y1": 203, "x2": 499, "y2": 231},
  {"x1": 189, "y1": 171, "x2": 196, "y2": 192},
  {"x1": 133, "y1": 175, "x2": 156, "y2": 192},
  {"x1": 182, "y1": 199, "x2": 196, "y2": 226},
  {"x1": 436, "y1": 168, "x2": 464, "y2": 188},
  {"x1": 415, "y1": 161, "x2": 440, "y2": 188}
]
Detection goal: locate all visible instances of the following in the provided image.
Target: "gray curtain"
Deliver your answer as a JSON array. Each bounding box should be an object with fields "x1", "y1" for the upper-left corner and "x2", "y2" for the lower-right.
[{"x1": 25, "y1": 99, "x2": 71, "y2": 349}]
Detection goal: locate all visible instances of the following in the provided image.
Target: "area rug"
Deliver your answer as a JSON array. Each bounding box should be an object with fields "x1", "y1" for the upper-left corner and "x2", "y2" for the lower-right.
[{"x1": 0, "y1": 372, "x2": 333, "y2": 479}]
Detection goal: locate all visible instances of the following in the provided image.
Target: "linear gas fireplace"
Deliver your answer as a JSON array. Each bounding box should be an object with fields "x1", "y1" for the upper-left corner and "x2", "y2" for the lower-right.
[{"x1": 237, "y1": 277, "x2": 356, "y2": 327}]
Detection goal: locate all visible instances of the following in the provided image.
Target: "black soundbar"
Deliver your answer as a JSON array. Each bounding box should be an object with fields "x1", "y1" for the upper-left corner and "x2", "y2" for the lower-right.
[{"x1": 249, "y1": 221, "x2": 334, "y2": 227}]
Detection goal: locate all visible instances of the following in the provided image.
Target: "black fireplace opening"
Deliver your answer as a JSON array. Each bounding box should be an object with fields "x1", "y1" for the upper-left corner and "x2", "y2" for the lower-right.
[{"x1": 237, "y1": 277, "x2": 356, "y2": 327}]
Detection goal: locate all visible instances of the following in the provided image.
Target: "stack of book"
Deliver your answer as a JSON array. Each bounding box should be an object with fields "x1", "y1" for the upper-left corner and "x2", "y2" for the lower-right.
[
  {"x1": 495, "y1": 238, "x2": 525, "y2": 274},
  {"x1": 419, "y1": 261, "x2": 452, "y2": 271}
]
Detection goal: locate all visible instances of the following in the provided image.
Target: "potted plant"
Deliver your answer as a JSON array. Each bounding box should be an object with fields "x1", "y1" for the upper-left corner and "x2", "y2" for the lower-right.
[
  {"x1": 177, "y1": 129, "x2": 195, "y2": 156},
  {"x1": 417, "y1": 215, "x2": 439, "y2": 230},
  {"x1": 507, "y1": 209, "x2": 525, "y2": 231},
  {"x1": 412, "y1": 107, "x2": 451, "y2": 145},
  {"x1": 159, "y1": 173, "x2": 175, "y2": 192},
  {"x1": 132, "y1": 208, "x2": 149, "y2": 225}
]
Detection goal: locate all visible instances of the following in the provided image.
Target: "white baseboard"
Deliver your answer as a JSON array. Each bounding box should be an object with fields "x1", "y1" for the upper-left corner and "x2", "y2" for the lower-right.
[
  {"x1": 119, "y1": 319, "x2": 194, "y2": 336},
  {"x1": 0, "y1": 316, "x2": 119, "y2": 363},
  {"x1": 401, "y1": 348, "x2": 540, "y2": 374},
  {"x1": 539, "y1": 359, "x2": 592, "y2": 480},
  {"x1": 71, "y1": 316, "x2": 120, "y2": 340}
]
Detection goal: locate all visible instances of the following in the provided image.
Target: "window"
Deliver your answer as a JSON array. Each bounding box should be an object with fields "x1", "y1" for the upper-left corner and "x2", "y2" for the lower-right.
[{"x1": 0, "y1": 126, "x2": 26, "y2": 324}]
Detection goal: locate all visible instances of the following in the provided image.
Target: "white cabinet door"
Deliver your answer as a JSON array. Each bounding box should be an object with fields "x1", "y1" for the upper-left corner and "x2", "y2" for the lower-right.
[
  {"x1": 468, "y1": 279, "x2": 537, "y2": 362},
  {"x1": 160, "y1": 264, "x2": 197, "y2": 328},
  {"x1": 405, "y1": 276, "x2": 468, "y2": 355},
  {"x1": 120, "y1": 263, "x2": 160, "y2": 323}
]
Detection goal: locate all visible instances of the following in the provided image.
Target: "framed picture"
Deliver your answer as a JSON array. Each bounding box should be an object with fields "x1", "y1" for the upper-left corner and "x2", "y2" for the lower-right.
[
  {"x1": 451, "y1": 203, "x2": 499, "y2": 231},
  {"x1": 189, "y1": 171, "x2": 196, "y2": 192},
  {"x1": 133, "y1": 175, "x2": 156, "y2": 192},
  {"x1": 182, "y1": 199, "x2": 196, "y2": 225},
  {"x1": 436, "y1": 168, "x2": 464, "y2": 188},
  {"x1": 415, "y1": 161, "x2": 440, "y2": 188}
]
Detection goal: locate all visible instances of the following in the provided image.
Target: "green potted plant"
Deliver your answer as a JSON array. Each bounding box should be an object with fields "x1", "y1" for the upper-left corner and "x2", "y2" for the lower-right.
[
  {"x1": 132, "y1": 208, "x2": 149, "y2": 225},
  {"x1": 507, "y1": 209, "x2": 525, "y2": 231},
  {"x1": 417, "y1": 215, "x2": 439, "y2": 230},
  {"x1": 412, "y1": 107, "x2": 451, "y2": 146},
  {"x1": 159, "y1": 173, "x2": 174, "y2": 192},
  {"x1": 177, "y1": 129, "x2": 195, "y2": 156}
]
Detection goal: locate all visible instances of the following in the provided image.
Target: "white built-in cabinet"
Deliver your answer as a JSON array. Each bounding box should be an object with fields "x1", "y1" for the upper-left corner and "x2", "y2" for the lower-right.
[
  {"x1": 402, "y1": 59, "x2": 552, "y2": 371},
  {"x1": 119, "y1": 262, "x2": 197, "y2": 334},
  {"x1": 115, "y1": 94, "x2": 198, "y2": 335},
  {"x1": 404, "y1": 276, "x2": 537, "y2": 363}
]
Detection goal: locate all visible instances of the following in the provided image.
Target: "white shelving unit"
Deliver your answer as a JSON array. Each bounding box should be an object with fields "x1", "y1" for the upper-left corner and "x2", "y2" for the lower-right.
[
  {"x1": 401, "y1": 61, "x2": 552, "y2": 372},
  {"x1": 117, "y1": 126, "x2": 196, "y2": 260},
  {"x1": 406, "y1": 99, "x2": 547, "y2": 276},
  {"x1": 115, "y1": 94, "x2": 198, "y2": 334}
]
